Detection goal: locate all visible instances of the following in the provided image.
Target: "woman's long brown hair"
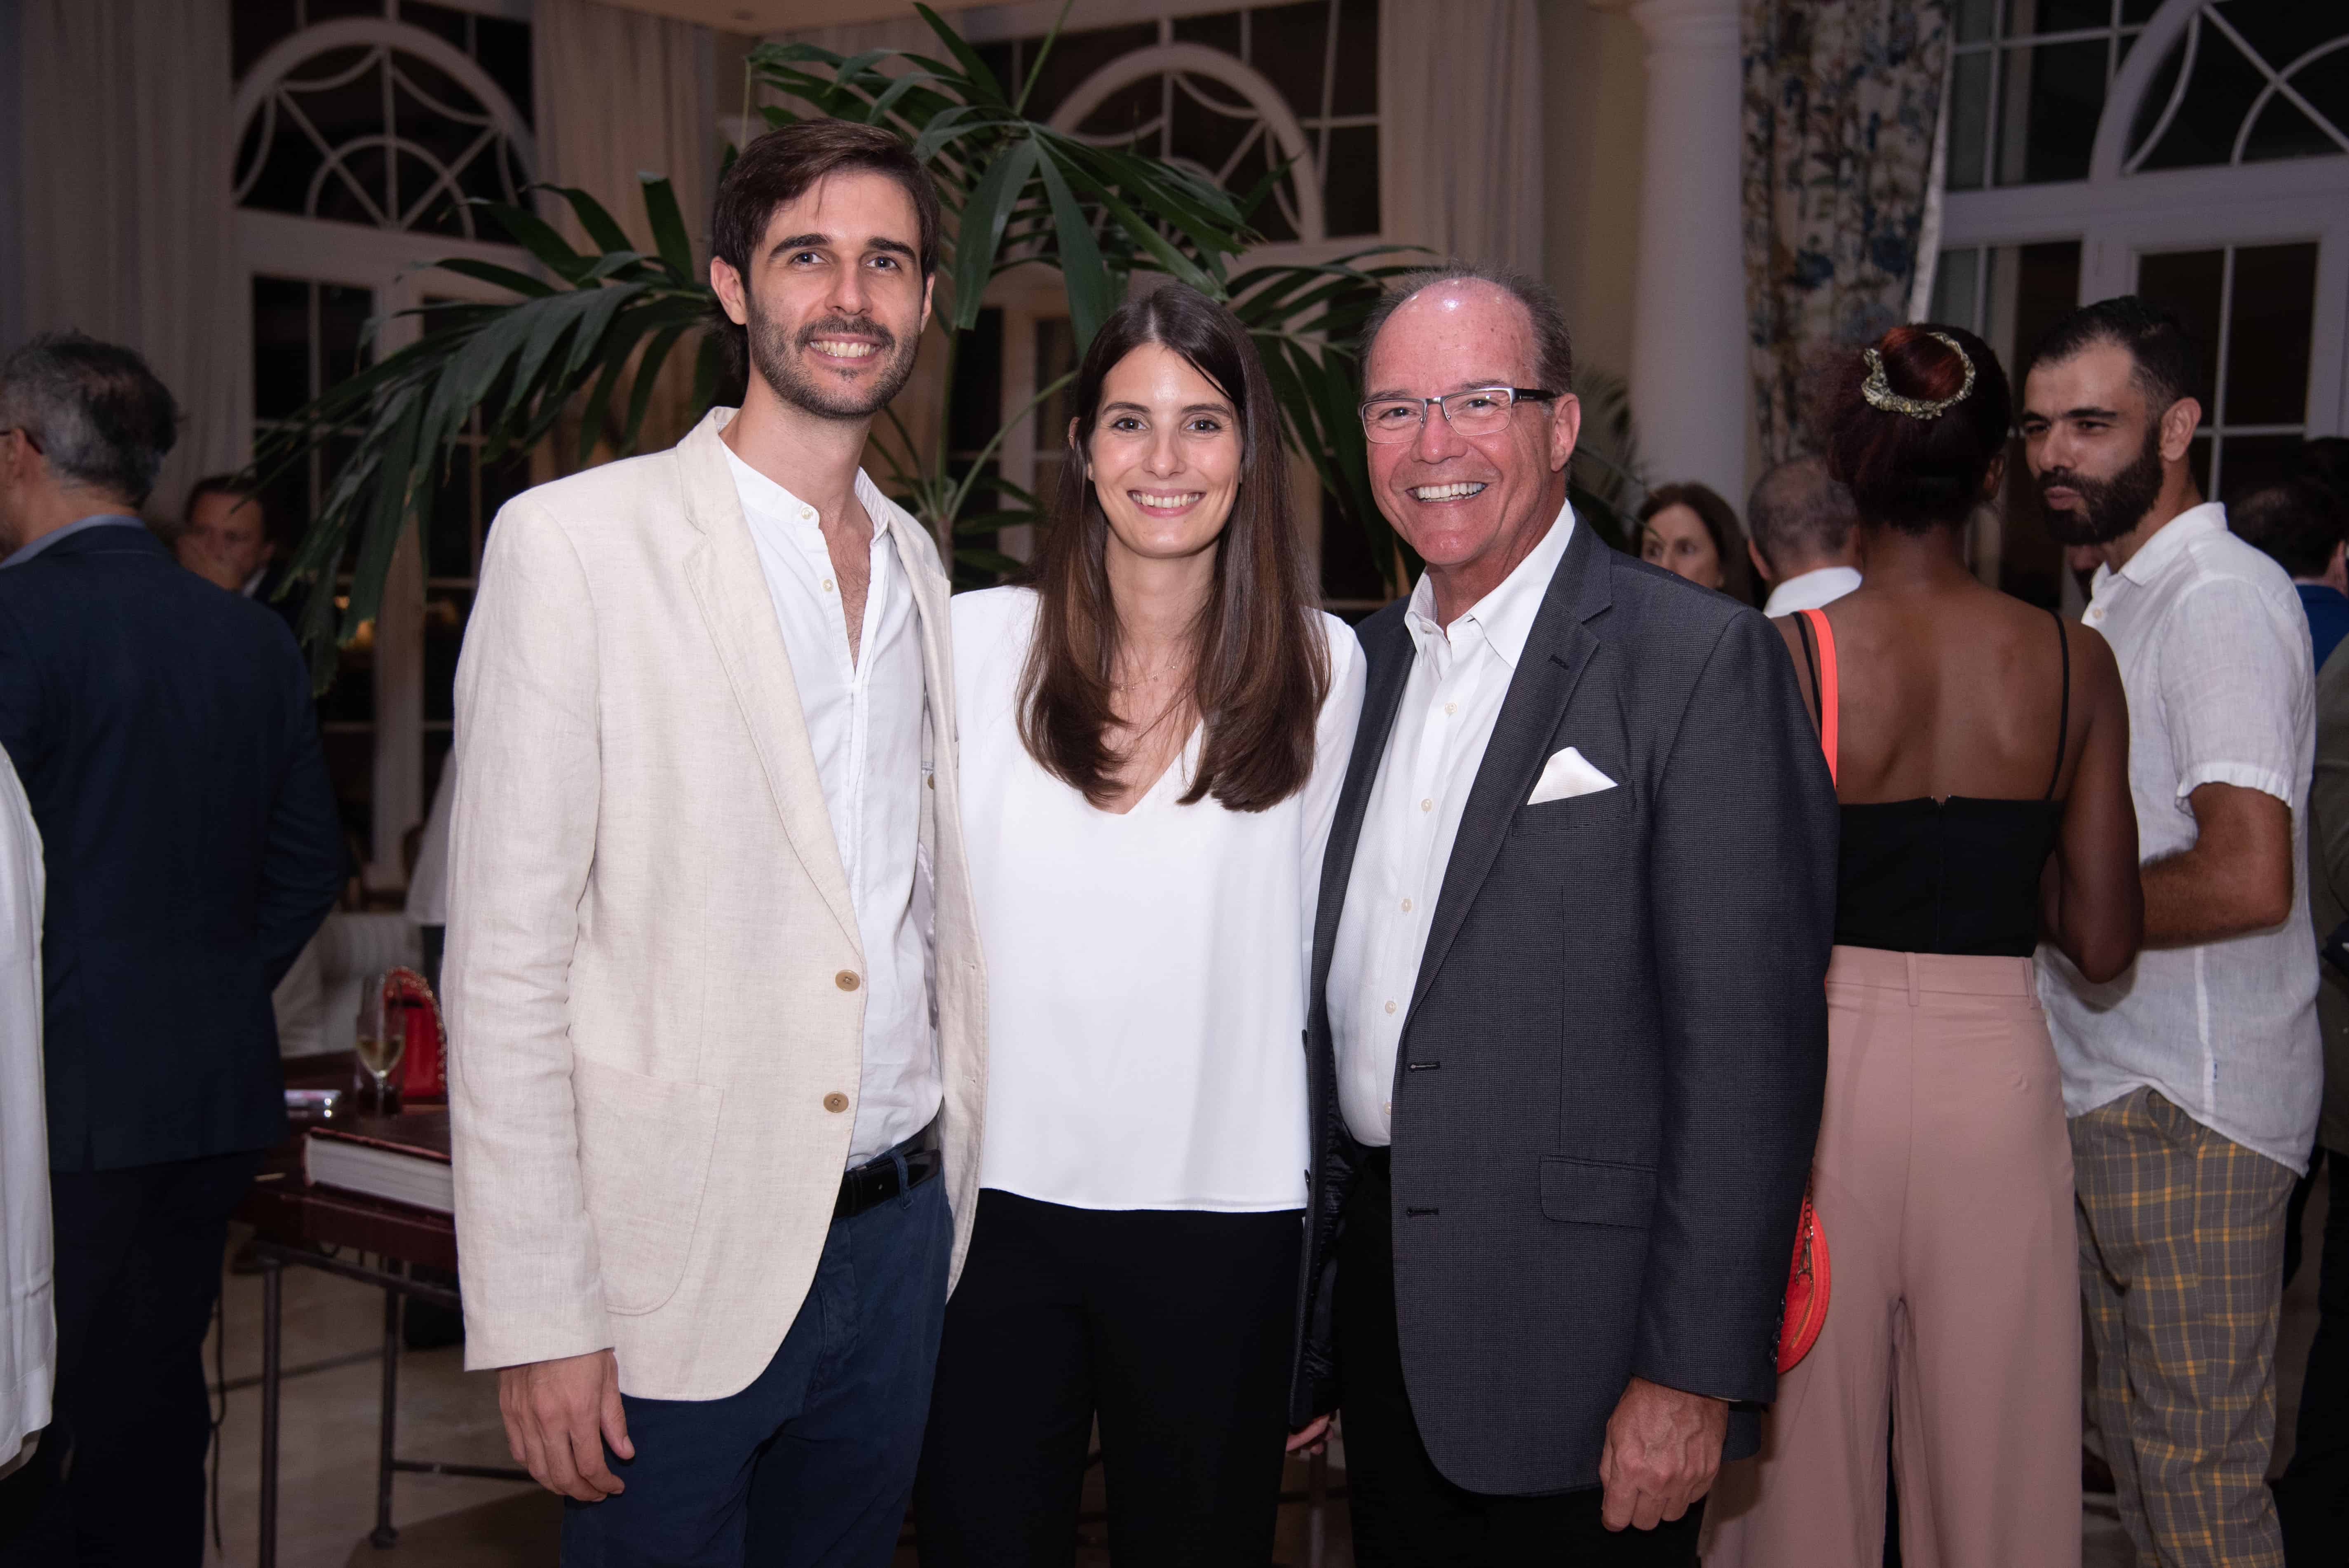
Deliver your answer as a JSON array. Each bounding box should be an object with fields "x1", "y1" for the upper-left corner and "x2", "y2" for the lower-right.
[{"x1": 1018, "y1": 285, "x2": 1329, "y2": 813}]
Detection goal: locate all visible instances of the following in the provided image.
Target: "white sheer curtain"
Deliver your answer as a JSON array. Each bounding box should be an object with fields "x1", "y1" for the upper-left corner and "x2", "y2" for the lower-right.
[
  {"x1": 533, "y1": 0, "x2": 718, "y2": 452},
  {"x1": 16, "y1": 0, "x2": 242, "y2": 521},
  {"x1": 1379, "y1": 0, "x2": 1545, "y2": 277}
]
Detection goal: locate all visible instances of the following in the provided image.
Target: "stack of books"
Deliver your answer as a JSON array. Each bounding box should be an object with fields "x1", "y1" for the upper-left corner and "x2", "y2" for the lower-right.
[{"x1": 303, "y1": 1110, "x2": 453, "y2": 1215}]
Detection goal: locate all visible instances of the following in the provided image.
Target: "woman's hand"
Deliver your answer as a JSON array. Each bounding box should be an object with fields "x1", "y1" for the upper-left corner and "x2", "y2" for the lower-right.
[{"x1": 1286, "y1": 1413, "x2": 1334, "y2": 1455}]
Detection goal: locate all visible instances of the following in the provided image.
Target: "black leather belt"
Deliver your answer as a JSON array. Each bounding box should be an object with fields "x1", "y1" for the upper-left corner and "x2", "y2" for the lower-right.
[{"x1": 835, "y1": 1124, "x2": 941, "y2": 1220}]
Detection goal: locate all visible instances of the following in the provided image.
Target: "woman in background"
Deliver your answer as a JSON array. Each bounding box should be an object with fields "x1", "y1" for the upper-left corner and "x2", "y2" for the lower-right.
[
  {"x1": 1638, "y1": 479, "x2": 1754, "y2": 601},
  {"x1": 915, "y1": 284, "x2": 1363, "y2": 1566},
  {"x1": 1704, "y1": 324, "x2": 2138, "y2": 1568}
]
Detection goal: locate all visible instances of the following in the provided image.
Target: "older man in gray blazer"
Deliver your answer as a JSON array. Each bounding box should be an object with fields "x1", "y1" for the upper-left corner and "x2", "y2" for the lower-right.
[{"x1": 1290, "y1": 266, "x2": 1835, "y2": 1565}]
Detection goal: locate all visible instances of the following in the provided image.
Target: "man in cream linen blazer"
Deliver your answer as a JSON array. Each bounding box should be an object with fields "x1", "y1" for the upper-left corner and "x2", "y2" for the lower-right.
[{"x1": 446, "y1": 124, "x2": 984, "y2": 1568}]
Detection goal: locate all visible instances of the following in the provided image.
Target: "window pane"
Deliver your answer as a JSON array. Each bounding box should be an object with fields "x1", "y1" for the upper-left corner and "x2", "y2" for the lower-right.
[
  {"x1": 2135, "y1": 20, "x2": 2267, "y2": 170},
  {"x1": 1018, "y1": 21, "x2": 1157, "y2": 125},
  {"x1": 252, "y1": 276, "x2": 311, "y2": 420},
  {"x1": 2005, "y1": 0, "x2": 2108, "y2": 38},
  {"x1": 1997, "y1": 40, "x2": 2105, "y2": 185},
  {"x1": 1171, "y1": 11, "x2": 1243, "y2": 56},
  {"x1": 1250, "y1": 2, "x2": 1331, "y2": 124},
  {"x1": 1331, "y1": 0, "x2": 1380, "y2": 118},
  {"x1": 2226, "y1": 242, "x2": 2318, "y2": 427},
  {"x1": 1948, "y1": 50, "x2": 1994, "y2": 192},
  {"x1": 2187, "y1": 432, "x2": 2212, "y2": 497},
  {"x1": 2135, "y1": 249, "x2": 2224, "y2": 409},
  {"x1": 1954, "y1": 0, "x2": 1996, "y2": 46},
  {"x1": 1324, "y1": 123, "x2": 1381, "y2": 238},
  {"x1": 1930, "y1": 247, "x2": 1983, "y2": 333},
  {"x1": 2010, "y1": 240, "x2": 2083, "y2": 381}
]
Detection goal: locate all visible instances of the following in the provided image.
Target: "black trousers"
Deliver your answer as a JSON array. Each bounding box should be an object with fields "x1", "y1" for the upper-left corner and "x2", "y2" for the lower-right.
[
  {"x1": 2278, "y1": 1145, "x2": 2349, "y2": 1565},
  {"x1": 913, "y1": 1190, "x2": 1301, "y2": 1568},
  {"x1": 0, "y1": 1148, "x2": 263, "y2": 1567},
  {"x1": 1336, "y1": 1155, "x2": 1704, "y2": 1567}
]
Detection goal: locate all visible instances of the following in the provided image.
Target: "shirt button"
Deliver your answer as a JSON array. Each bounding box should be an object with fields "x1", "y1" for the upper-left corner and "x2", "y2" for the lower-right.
[
  {"x1": 1420, "y1": 798, "x2": 1433, "y2": 812},
  {"x1": 1384, "y1": 1000, "x2": 1397, "y2": 1015},
  {"x1": 1444, "y1": 702, "x2": 1457, "y2": 716},
  {"x1": 822, "y1": 578, "x2": 835, "y2": 593},
  {"x1": 823, "y1": 1092, "x2": 849, "y2": 1113},
  {"x1": 1401, "y1": 898, "x2": 1413, "y2": 912},
  {"x1": 803, "y1": 507, "x2": 816, "y2": 521},
  {"x1": 1383, "y1": 1100, "x2": 1392, "y2": 1117},
  {"x1": 836, "y1": 970, "x2": 861, "y2": 991}
]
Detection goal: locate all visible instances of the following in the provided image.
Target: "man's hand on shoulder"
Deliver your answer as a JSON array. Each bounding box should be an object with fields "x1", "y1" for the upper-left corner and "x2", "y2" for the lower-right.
[
  {"x1": 499, "y1": 1348, "x2": 633, "y2": 1502},
  {"x1": 1597, "y1": 1376, "x2": 1726, "y2": 1531}
]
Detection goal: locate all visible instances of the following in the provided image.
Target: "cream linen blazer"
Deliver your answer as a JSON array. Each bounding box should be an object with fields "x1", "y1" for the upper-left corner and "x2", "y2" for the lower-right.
[{"x1": 445, "y1": 409, "x2": 987, "y2": 1402}]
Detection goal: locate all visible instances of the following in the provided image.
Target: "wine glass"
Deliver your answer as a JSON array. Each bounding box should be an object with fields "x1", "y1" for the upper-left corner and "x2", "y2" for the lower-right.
[{"x1": 354, "y1": 973, "x2": 409, "y2": 1114}]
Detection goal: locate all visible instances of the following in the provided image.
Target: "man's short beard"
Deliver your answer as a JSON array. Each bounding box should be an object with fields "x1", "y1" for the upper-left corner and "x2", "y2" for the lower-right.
[
  {"x1": 2038, "y1": 421, "x2": 2165, "y2": 546},
  {"x1": 744, "y1": 298, "x2": 919, "y2": 422}
]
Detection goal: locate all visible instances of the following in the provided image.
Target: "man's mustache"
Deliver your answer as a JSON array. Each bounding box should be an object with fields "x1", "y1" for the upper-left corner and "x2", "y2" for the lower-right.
[{"x1": 796, "y1": 316, "x2": 896, "y2": 354}]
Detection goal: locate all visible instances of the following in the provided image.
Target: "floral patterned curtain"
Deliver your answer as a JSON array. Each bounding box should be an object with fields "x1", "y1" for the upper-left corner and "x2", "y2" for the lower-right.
[{"x1": 1742, "y1": 0, "x2": 1950, "y2": 462}]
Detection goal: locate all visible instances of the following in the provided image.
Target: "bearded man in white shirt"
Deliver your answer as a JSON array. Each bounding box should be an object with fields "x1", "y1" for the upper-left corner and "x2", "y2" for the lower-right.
[
  {"x1": 446, "y1": 122, "x2": 986, "y2": 1568},
  {"x1": 2024, "y1": 294, "x2": 2321, "y2": 1568},
  {"x1": 1745, "y1": 456, "x2": 1862, "y2": 616}
]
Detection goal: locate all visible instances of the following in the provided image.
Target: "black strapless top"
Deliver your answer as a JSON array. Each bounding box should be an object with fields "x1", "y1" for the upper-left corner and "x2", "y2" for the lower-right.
[{"x1": 1792, "y1": 608, "x2": 2070, "y2": 959}]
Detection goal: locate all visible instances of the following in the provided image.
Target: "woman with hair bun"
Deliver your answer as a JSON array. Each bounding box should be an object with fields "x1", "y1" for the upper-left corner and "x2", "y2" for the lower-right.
[{"x1": 1705, "y1": 325, "x2": 2141, "y2": 1568}]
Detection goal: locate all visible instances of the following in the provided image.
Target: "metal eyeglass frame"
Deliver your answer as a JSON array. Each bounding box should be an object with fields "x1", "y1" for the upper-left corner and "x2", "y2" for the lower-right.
[{"x1": 1357, "y1": 386, "x2": 1561, "y2": 443}]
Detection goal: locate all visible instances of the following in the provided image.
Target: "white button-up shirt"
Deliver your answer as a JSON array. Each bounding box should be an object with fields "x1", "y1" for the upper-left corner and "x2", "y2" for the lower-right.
[
  {"x1": 0, "y1": 749, "x2": 50, "y2": 1472},
  {"x1": 2038, "y1": 502, "x2": 2323, "y2": 1172},
  {"x1": 1329, "y1": 501, "x2": 1574, "y2": 1145},
  {"x1": 725, "y1": 448, "x2": 937, "y2": 1167}
]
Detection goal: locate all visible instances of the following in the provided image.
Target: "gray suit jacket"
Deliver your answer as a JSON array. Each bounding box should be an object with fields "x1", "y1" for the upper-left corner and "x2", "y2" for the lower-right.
[{"x1": 1289, "y1": 519, "x2": 1837, "y2": 1494}]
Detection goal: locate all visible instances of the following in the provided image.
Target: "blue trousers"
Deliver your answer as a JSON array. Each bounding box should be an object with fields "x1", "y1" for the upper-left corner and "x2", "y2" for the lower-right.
[{"x1": 562, "y1": 1174, "x2": 952, "y2": 1568}]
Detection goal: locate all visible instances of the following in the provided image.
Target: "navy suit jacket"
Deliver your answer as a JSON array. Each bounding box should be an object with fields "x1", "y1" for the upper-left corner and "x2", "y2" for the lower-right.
[{"x1": 0, "y1": 522, "x2": 343, "y2": 1171}]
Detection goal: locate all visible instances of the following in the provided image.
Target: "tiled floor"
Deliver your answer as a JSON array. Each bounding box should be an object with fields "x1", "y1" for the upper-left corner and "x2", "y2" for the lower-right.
[{"x1": 206, "y1": 1175, "x2": 2326, "y2": 1567}]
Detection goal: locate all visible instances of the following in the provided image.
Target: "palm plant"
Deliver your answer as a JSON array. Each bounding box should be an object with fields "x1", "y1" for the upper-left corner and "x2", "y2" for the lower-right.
[{"x1": 253, "y1": 5, "x2": 1640, "y2": 685}]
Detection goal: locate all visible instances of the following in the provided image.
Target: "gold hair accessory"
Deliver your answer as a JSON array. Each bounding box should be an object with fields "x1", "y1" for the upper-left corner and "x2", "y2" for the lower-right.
[{"x1": 1861, "y1": 332, "x2": 1975, "y2": 420}]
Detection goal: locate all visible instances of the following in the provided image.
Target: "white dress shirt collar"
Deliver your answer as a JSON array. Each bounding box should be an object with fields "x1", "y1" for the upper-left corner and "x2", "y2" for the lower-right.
[
  {"x1": 1403, "y1": 498, "x2": 1576, "y2": 671},
  {"x1": 2093, "y1": 500, "x2": 2228, "y2": 597},
  {"x1": 725, "y1": 450, "x2": 918, "y2": 557},
  {"x1": 1761, "y1": 564, "x2": 1862, "y2": 617}
]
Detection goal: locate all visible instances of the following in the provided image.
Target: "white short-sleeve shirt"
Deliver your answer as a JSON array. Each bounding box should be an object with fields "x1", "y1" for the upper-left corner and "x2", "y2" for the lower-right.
[
  {"x1": 952, "y1": 586, "x2": 1365, "y2": 1211},
  {"x1": 2037, "y1": 502, "x2": 2323, "y2": 1171}
]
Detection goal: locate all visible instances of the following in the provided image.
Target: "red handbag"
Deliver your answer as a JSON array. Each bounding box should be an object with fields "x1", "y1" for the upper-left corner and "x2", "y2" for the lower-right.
[
  {"x1": 1778, "y1": 1180, "x2": 1830, "y2": 1373},
  {"x1": 1776, "y1": 606, "x2": 1847, "y2": 1375},
  {"x1": 385, "y1": 966, "x2": 447, "y2": 1101}
]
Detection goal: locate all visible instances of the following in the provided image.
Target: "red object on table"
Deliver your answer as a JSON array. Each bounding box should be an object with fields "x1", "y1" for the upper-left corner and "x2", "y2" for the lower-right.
[{"x1": 383, "y1": 966, "x2": 446, "y2": 1101}]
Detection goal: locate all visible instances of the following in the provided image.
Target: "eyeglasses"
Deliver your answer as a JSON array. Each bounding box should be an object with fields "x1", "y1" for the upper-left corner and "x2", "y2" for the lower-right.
[{"x1": 1359, "y1": 387, "x2": 1559, "y2": 444}]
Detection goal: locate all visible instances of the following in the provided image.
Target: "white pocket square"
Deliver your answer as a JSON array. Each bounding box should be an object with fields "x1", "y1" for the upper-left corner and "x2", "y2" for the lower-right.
[{"x1": 1527, "y1": 746, "x2": 1617, "y2": 805}]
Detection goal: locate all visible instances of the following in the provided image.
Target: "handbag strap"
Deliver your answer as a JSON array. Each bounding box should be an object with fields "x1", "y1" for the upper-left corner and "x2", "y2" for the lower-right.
[{"x1": 1798, "y1": 608, "x2": 1840, "y2": 785}]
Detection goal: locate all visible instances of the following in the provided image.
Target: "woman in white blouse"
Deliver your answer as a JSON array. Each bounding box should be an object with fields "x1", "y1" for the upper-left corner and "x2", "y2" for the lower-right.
[{"x1": 913, "y1": 285, "x2": 1364, "y2": 1565}]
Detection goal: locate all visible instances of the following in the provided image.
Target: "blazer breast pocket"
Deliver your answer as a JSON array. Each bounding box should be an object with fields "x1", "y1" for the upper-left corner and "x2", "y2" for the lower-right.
[{"x1": 1510, "y1": 785, "x2": 1634, "y2": 835}]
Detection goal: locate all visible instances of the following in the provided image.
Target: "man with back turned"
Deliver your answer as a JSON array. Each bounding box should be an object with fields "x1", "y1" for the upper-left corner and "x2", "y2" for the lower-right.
[{"x1": 0, "y1": 332, "x2": 343, "y2": 1564}]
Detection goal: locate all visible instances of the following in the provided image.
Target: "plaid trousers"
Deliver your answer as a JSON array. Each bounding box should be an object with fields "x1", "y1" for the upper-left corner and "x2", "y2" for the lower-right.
[{"x1": 2072, "y1": 1087, "x2": 2297, "y2": 1568}]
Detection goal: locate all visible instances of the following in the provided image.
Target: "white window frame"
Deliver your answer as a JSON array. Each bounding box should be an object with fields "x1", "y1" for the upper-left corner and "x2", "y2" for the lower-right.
[
  {"x1": 233, "y1": 14, "x2": 538, "y2": 890},
  {"x1": 1940, "y1": 0, "x2": 2349, "y2": 439}
]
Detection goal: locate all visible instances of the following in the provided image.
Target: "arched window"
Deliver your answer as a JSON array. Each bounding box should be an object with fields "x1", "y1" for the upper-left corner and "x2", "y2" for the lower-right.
[
  {"x1": 1931, "y1": 0, "x2": 2348, "y2": 606},
  {"x1": 231, "y1": 1, "x2": 539, "y2": 888}
]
